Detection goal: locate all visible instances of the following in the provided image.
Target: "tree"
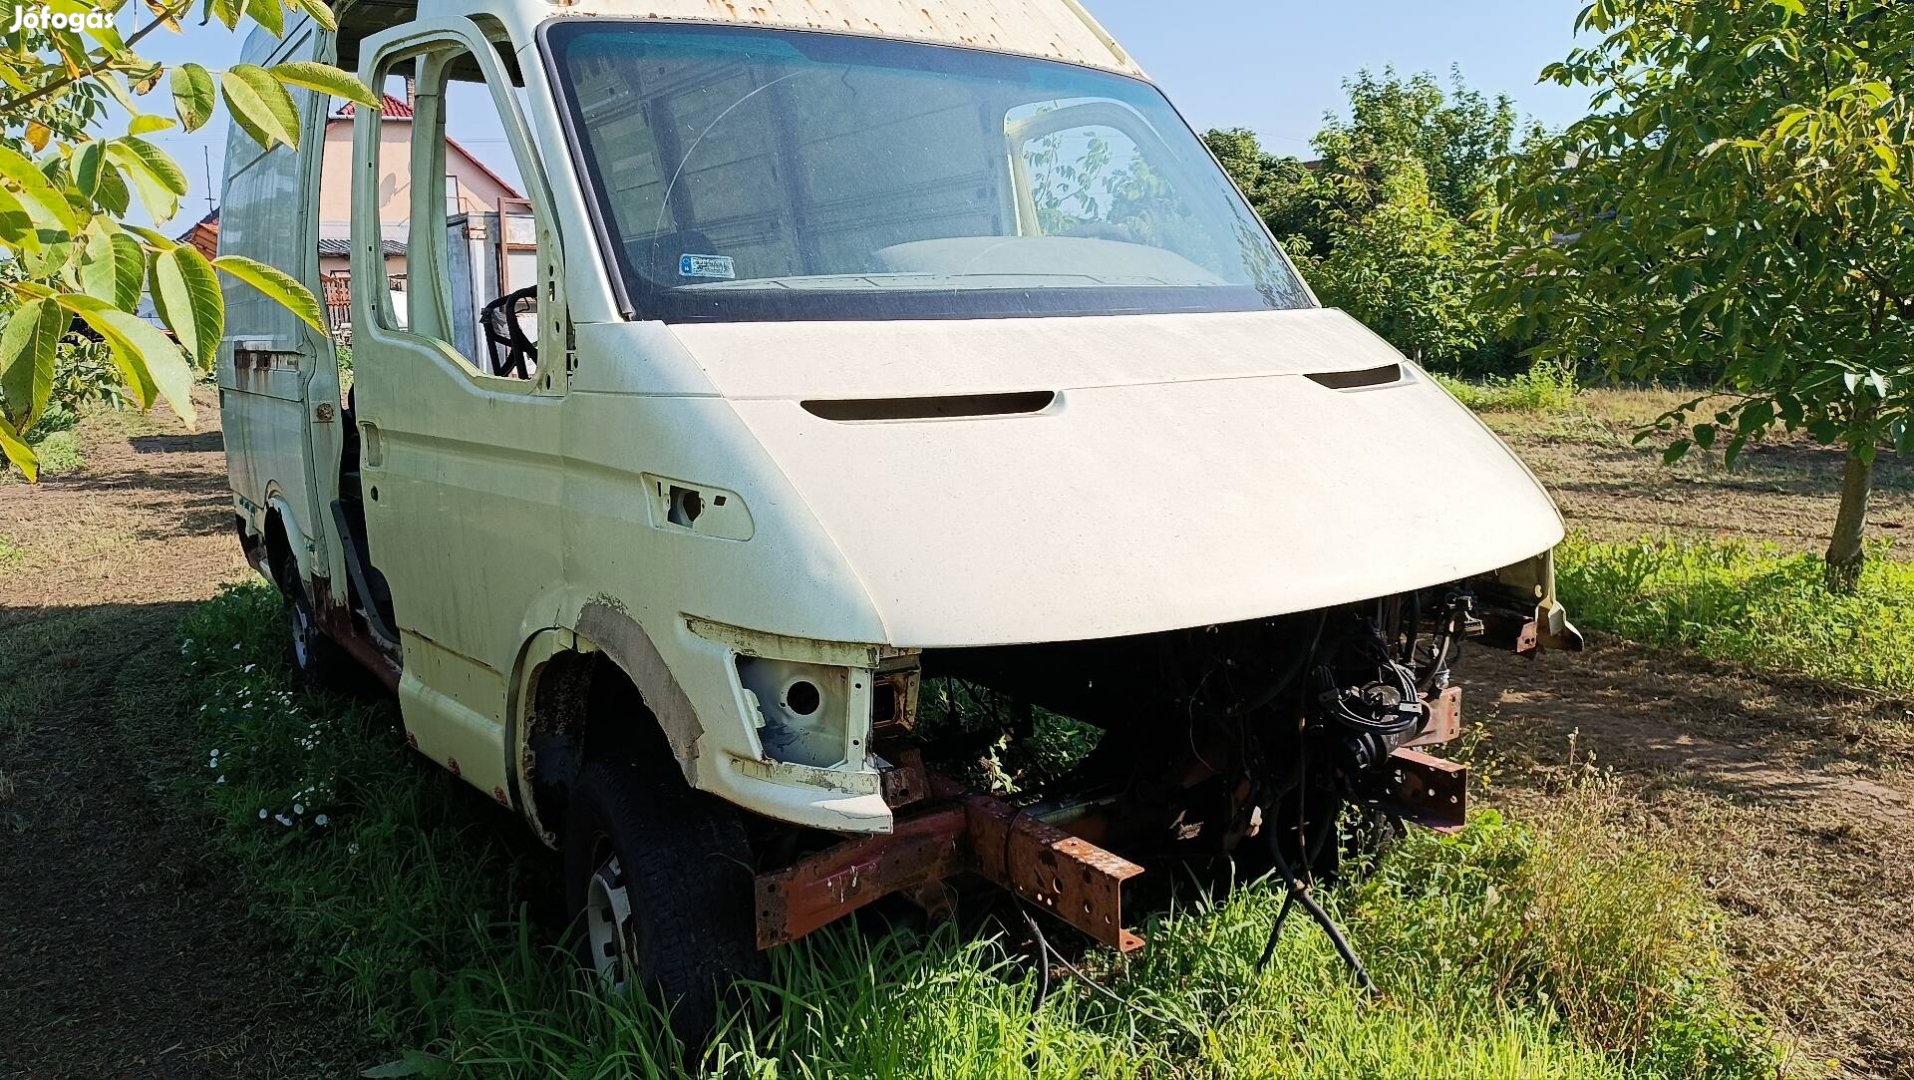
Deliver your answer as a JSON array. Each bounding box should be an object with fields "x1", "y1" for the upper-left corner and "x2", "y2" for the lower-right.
[
  {"x1": 0, "y1": 0, "x2": 376, "y2": 480},
  {"x1": 1202, "y1": 127, "x2": 1326, "y2": 252},
  {"x1": 1313, "y1": 68, "x2": 1518, "y2": 226},
  {"x1": 1206, "y1": 69, "x2": 1522, "y2": 371},
  {"x1": 1313, "y1": 159, "x2": 1487, "y2": 365},
  {"x1": 1486, "y1": 0, "x2": 1914, "y2": 590}
]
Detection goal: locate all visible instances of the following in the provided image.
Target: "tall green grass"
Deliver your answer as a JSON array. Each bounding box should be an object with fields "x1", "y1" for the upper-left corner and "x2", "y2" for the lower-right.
[
  {"x1": 1434, "y1": 363, "x2": 1580, "y2": 414},
  {"x1": 179, "y1": 584, "x2": 1776, "y2": 1078},
  {"x1": 1557, "y1": 535, "x2": 1914, "y2": 696}
]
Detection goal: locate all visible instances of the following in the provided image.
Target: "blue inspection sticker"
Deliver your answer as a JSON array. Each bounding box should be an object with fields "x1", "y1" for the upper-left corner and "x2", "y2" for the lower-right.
[{"x1": 679, "y1": 253, "x2": 736, "y2": 280}]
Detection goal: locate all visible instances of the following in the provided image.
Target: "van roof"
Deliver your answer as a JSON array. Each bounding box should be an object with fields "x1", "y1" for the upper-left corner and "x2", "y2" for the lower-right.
[{"x1": 332, "y1": 0, "x2": 1140, "y2": 77}]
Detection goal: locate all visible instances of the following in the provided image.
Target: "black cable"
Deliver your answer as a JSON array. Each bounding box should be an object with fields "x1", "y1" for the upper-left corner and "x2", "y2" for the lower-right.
[
  {"x1": 1268, "y1": 834, "x2": 1377, "y2": 996},
  {"x1": 1017, "y1": 905, "x2": 1199, "y2": 1038},
  {"x1": 1030, "y1": 913, "x2": 1051, "y2": 1009},
  {"x1": 1255, "y1": 807, "x2": 1336, "y2": 971},
  {"x1": 1255, "y1": 887, "x2": 1297, "y2": 971}
]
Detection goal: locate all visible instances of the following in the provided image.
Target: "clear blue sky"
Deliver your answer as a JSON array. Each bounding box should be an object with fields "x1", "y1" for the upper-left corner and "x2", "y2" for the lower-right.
[{"x1": 130, "y1": 0, "x2": 1593, "y2": 229}]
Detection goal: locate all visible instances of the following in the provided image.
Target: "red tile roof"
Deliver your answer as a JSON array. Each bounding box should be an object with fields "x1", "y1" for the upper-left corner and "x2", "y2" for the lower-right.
[{"x1": 334, "y1": 93, "x2": 414, "y2": 119}]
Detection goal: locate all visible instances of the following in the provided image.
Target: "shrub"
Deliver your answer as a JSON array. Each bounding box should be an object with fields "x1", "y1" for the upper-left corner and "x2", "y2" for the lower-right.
[
  {"x1": 26, "y1": 430, "x2": 82, "y2": 475},
  {"x1": 1434, "y1": 361, "x2": 1580, "y2": 414}
]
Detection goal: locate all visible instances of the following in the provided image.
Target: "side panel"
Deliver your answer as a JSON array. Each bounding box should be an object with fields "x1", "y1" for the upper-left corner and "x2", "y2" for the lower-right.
[{"x1": 218, "y1": 19, "x2": 338, "y2": 576}]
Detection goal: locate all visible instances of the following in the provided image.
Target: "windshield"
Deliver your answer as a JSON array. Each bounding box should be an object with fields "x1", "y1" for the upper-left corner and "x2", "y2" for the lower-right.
[{"x1": 541, "y1": 21, "x2": 1312, "y2": 323}]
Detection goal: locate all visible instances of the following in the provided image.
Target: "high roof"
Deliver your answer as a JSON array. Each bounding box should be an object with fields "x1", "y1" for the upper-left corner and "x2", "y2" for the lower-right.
[{"x1": 330, "y1": 0, "x2": 1141, "y2": 77}]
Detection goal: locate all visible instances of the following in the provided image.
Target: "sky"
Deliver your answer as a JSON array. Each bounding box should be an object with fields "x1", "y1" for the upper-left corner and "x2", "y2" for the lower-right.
[{"x1": 126, "y1": 0, "x2": 1595, "y2": 230}]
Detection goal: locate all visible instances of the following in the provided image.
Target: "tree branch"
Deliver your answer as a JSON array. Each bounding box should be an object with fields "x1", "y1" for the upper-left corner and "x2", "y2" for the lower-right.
[{"x1": 0, "y1": 0, "x2": 196, "y2": 116}]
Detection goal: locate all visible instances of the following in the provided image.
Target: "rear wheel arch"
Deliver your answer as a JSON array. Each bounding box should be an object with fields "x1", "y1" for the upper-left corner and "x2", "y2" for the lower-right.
[{"x1": 260, "y1": 491, "x2": 311, "y2": 590}]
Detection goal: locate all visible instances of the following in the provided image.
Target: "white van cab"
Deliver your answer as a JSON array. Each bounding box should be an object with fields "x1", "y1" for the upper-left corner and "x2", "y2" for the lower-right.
[{"x1": 219, "y1": 0, "x2": 1578, "y2": 1032}]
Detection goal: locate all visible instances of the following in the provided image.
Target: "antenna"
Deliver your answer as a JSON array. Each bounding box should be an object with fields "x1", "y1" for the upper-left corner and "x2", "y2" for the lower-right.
[{"x1": 202, "y1": 145, "x2": 215, "y2": 215}]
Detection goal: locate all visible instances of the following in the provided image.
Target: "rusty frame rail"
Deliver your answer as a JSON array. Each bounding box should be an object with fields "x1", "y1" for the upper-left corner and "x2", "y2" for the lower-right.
[
  {"x1": 754, "y1": 804, "x2": 968, "y2": 949},
  {"x1": 1383, "y1": 747, "x2": 1467, "y2": 833},
  {"x1": 754, "y1": 787, "x2": 1145, "y2": 953},
  {"x1": 960, "y1": 793, "x2": 1145, "y2": 952}
]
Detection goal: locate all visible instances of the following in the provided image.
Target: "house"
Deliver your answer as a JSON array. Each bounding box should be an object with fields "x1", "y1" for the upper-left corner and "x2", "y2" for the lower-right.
[
  {"x1": 320, "y1": 91, "x2": 526, "y2": 278},
  {"x1": 183, "y1": 91, "x2": 525, "y2": 284}
]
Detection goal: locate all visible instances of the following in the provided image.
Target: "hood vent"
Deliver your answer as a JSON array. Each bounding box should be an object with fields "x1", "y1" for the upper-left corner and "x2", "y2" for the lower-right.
[
  {"x1": 1306, "y1": 363, "x2": 1404, "y2": 390},
  {"x1": 802, "y1": 391, "x2": 1057, "y2": 422}
]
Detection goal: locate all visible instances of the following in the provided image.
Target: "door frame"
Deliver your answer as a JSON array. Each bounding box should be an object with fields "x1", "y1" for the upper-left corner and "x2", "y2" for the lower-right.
[{"x1": 349, "y1": 18, "x2": 568, "y2": 388}]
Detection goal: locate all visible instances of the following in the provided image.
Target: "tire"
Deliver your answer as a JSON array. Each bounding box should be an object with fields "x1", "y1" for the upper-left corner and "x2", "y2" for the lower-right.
[
  {"x1": 564, "y1": 753, "x2": 767, "y2": 1043},
  {"x1": 275, "y1": 556, "x2": 351, "y2": 692}
]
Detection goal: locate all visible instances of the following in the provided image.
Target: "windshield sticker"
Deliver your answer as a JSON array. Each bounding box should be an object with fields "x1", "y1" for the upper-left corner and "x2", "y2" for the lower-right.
[{"x1": 679, "y1": 254, "x2": 736, "y2": 280}]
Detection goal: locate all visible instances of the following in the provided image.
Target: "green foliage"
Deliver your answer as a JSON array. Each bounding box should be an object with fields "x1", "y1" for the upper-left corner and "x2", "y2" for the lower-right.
[
  {"x1": 1311, "y1": 158, "x2": 1490, "y2": 365},
  {"x1": 1, "y1": 336, "x2": 123, "y2": 478},
  {"x1": 19, "y1": 427, "x2": 79, "y2": 474},
  {"x1": 1435, "y1": 361, "x2": 1581, "y2": 414},
  {"x1": 0, "y1": 0, "x2": 376, "y2": 479},
  {"x1": 179, "y1": 583, "x2": 1777, "y2": 1079},
  {"x1": 1556, "y1": 534, "x2": 1914, "y2": 695},
  {"x1": 1203, "y1": 128, "x2": 1328, "y2": 252},
  {"x1": 916, "y1": 677, "x2": 1102, "y2": 795},
  {"x1": 1313, "y1": 68, "x2": 1517, "y2": 227},
  {"x1": 1487, "y1": 0, "x2": 1914, "y2": 580},
  {"x1": 1208, "y1": 69, "x2": 1524, "y2": 372},
  {"x1": 45, "y1": 333, "x2": 124, "y2": 413}
]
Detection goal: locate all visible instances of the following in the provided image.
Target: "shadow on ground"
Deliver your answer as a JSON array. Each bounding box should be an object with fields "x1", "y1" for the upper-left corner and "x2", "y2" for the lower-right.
[{"x1": 0, "y1": 602, "x2": 368, "y2": 1080}]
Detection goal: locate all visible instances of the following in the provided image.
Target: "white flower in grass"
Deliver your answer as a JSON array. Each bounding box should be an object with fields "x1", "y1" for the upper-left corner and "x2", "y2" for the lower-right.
[
  {"x1": 314, "y1": 814, "x2": 329, "y2": 827},
  {"x1": 348, "y1": 842, "x2": 359, "y2": 854},
  {"x1": 293, "y1": 803, "x2": 305, "y2": 815},
  {"x1": 217, "y1": 775, "x2": 226, "y2": 784},
  {"x1": 258, "y1": 808, "x2": 268, "y2": 820}
]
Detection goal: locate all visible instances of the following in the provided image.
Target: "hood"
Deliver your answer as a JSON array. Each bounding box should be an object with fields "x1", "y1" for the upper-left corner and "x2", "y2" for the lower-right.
[{"x1": 671, "y1": 308, "x2": 1564, "y2": 648}]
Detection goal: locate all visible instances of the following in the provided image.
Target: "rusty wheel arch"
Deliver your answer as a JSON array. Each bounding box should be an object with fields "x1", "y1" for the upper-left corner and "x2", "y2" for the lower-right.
[{"x1": 514, "y1": 627, "x2": 698, "y2": 849}]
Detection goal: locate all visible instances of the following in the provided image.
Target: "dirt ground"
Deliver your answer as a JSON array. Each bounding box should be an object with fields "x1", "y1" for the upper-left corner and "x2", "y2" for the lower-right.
[
  {"x1": 1474, "y1": 392, "x2": 1914, "y2": 1078},
  {"x1": 0, "y1": 393, "x2": 360, "y2": 1079},
  {"x1": 0, "y1": 388, "x2": 1908, "y2": 1077},
  {"x1": 1484, "y1": 388, "x2": 1913, "y2": 552}
]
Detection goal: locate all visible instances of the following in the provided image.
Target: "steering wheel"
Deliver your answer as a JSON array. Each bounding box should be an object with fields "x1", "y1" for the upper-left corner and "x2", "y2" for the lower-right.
[{"x1": 480, "y1": 285, "x2": 538, "y2": 379}]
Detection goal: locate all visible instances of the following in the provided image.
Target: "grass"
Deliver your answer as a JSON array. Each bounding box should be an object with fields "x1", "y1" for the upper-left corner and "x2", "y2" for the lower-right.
[
  {"x1": 1556, "y1": 534, "x2": 1914, "y2": 696},
  {"x1": 1434, "y1": 363, "x2": 1581, "y2": 414},
  {"x1": 178, "y1": 582, "x2": 1779, "y2": 1079},
  {"x1": 0, "y1": 420, "x2": 84, "y2": 483},
  {"x1": 28, "y1": 429, "x2": 83, "y2": 475}
]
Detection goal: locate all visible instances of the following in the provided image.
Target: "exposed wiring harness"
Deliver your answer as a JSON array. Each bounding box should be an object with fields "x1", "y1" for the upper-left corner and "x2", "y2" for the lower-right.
[
  {"x1": 1018, "y1": 904, "x2": 1202, "y2": 1040},
  {"x1": 1256, "y1": 816, "x2": 1377, "y2": 995}
]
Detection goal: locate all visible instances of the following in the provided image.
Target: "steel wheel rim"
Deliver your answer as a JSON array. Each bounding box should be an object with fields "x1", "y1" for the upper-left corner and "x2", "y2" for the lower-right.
[
  {"x1": 289, "y1": 600, "x2": 313, "y2": 669},
  {"x1": 584, "y1": 852, "x2": 636, "y2": 991}
]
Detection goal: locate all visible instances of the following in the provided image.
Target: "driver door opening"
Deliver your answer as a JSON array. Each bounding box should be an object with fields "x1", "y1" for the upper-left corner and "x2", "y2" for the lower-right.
[{"x1": 327, "y1": 41, "x2": 552, "y2": 647}]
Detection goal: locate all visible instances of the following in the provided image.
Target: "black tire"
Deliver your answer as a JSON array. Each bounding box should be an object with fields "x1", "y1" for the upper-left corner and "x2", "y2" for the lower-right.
[
  {"x1": 564, "y1": 753, "x2": 766, "y2": 1043},
  {"x1": 275, "y1": 556, "x2": 351, "y2": 692}
]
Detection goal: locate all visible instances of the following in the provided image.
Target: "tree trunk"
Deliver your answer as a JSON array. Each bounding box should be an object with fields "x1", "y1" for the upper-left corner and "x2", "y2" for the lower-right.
[{"x1": 1824, "y1": 442, "x2": 1874, "y2": 593}]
